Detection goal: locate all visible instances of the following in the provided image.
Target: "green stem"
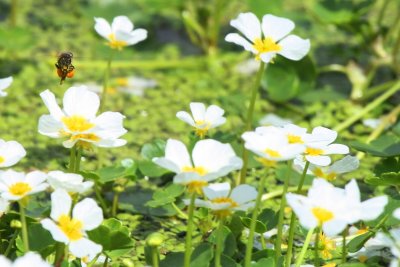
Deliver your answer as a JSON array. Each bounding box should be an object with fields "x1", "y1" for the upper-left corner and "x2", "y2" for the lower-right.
[
  {"x1": 94, "y1": 182, "x2": 109, "y2": 216},
  {"x1": 171, "y1": 202, "x2": 189, "y2": 219},
  {"x1": 75, "y1": 146, "x2": 82, "y2": 172},
  {"x1": 215, "y1": 218, "x2": 225, "y2": 267},
  {"x1": 342, "y1": 226, "x2": 348, "y2": 263},
  {"x1": 54, "y1": 242, "x2": 65, "y2": 266},
  {"x1": 275, "y1": 163, "x2": 292, "y2": 264},
  {"x1": 294, "y1": 227, "x2": 315, "y2": 267},
  {"x1": 261, "y1": 185, "x2": 310, "y2": 201},
  {"x1": 111, "y1": 192, "x2": 119, "y2": 217},
  {"x1": 184, "y1": 193, "x2": 197, "y2": 267},
  {"x1": 4, "y1": 230, "x2": 18, "y2": 256},
  {"x1": 244, "y1": 174, "x2": 267, "y2": 267},
  {"x1": 19, "y1": 201, "x2": 29, "y2": 252},
  {"x1": 334, "y1": 81, "x2": 400, "y2": 132},
  {"x1": 86, "y1": 253, "x2": 100, "y2": 267},
  {"x1": 239, "y1": 62, "x2": 266, "y2": 184},
  {"x1": 152, "y1": 247, "x2": 159, "y2": 267},
  {"x1": 286, "y1": 161, "x2": 310, "y2": 267},
  {"x1": 69, "y1": 145, "x2": 76, "y2": 172},
  {"x1": 103, "y1": 256, "x2": 109, "y2": 267},
  {"x1": 9, "y1": 0, "x2": 17, "y2": 27},
  {"x1": 100, "y1": 52, "x2": 114, "y2": 112},
  {"x1": 314, "y1": 227, "x2": 321, "y2": 267}
]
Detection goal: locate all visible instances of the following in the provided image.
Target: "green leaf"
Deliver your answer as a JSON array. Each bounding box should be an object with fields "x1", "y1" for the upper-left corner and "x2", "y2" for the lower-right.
[
  {"x1": 147, "y1": 184, "x2": 184, "y2": 207},
  {"x1": 347, "y1": 232, "x2": 373, "y2": 253},
  {"x1": 191, "y1": 243, "x2": 213, "y2": 267},
  {"x1": 366, "y1": 172, "x2": 400, "y2": 186},
  {"x1": 138, "y1": 159, "x2": 169, "y2": 177},
  {"x1": 350, "y1": 135, "x2": 400, "y2": 157},
  {"x1": 87, "y1": 218, "x2": 135, "y2": 259},
  {"x1": 208, "y1": 226, "x2": 237, "y2": 257},
  {"x1": 252, "y1": 257, "x2": 275, "y2": 267},
  {"x1": 220, "y1": 254, "x2": 240, "y2": 267},
  {"x1": 262, "y1": 56, "x2": 316, "y2": 103},
  {"x1": 258, "y1": 209, "x2": 278, "y2": 230},
  {"x1": 240, "y1": 217, "x2": 267, "y2": 234},
  {"x1": 160, "y1": 252, "x2": 184, "y2": 267},
  {"x1": 81, "y1": 160, "x2": 137, "y2": 184},
  {"x1": 16, "y1": 223, "x2": 55, "y2": 255},
  {"x1": 141, "y1": 139, "x2": 166, "y2": 159},
  {"x1": 251, "y1": 249, "x2": 275, "y2": 262}
]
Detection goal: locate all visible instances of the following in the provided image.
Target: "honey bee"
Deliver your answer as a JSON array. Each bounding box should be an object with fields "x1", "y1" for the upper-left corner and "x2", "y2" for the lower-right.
[{"x1": 55, "y1": 52, "x2": 75, "y2": 85}]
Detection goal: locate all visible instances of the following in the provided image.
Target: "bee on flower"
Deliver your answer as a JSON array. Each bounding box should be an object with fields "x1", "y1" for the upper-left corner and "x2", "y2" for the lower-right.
[
  {"x1": 38, "y1": 85, "x2": 127, "y2": 149},
  {"x1": 186, "y1": 182, "x2": 257, "y2": 218},
  {"x1": 94, "y1": 16, "x2": 147, "y2": 50},
  {"x1": 0, "y1": 76, "x2": 13, "y2": 97},
  {"x1": 153, "y1": 139, "x2": 242, "y2": 194},
  {"x1": 225, "y1": 13, "x2": 310, "y2": 63},
  {"x1": 0, "y1": 139, "x2": 26, "y2": 168},
  {"x1": 176, "y1": 102, "x2": 226, "y2": 138}
]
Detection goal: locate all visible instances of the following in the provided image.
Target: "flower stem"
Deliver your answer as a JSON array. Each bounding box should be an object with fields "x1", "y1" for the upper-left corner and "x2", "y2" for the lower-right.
[
  {"x1": 152, "y1": 246, "x2": 160, "y2": 267},
  {"x1": 54, "y1": 242, "x2": 65, "y2": 266},
  {"x1": 334, "y1": 81, "x2": 400, "y2": 132},
  {"x1": 314, "y1": 227, "x2": 321, "y2": 267},
  {"x1": 275, "y1": 163, "x2": 292, "y2": 264},
  {"x1": 342, "y1": 226, "x2": 348, "y2": 263},
  {"x1": 4, "y1": 230, "x2": 18, "y2": 256},
  {"x1": 171, "y1": 202, "x2": 189, "y2": 219},
  {"x1": 215, "y1": 218, "x2": 225, "y2": 267},
  {"x1": 75, "y1": 146, "x2": 82, "y2": 172},
  {"x1": 95, "y1": 182, "x2": 109, "y2": 216},
  {"x1": 184, "y1": 193, "x2": 197, "y2": 267},
  {"x1": 100, "y1": 52, "x2": 114, "y2": 112},
  {"x1": 111, "y1": 192, "x2": 119, "y2": 217},
  {"x1": 19, "y1": 201, "x2": 29, "y2": 252},
  {"x1": 69, "y1": 145, "x2": 76, "y2": 172},
  {"x1": 285, "y1": 161, "x2": 310, "y2": 267},
  {"x1": 295, "y1": 227, "x2": 315, "y2": 267},
  {"x1": 239, "y1": 62, "x2": 266, "y2": 185},
  {"x1": 244, "y1": 174, "x2": 267, "y2": 267}
]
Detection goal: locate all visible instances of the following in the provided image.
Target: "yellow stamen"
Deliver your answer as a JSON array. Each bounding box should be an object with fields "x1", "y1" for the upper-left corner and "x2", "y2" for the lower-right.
[
  {"x1": 187, "y1": 180, "x2": 208, "y2": 194},
  {"x1": 70, "y1": 133, "x2": 100, "y2": 142},
  {"x1": 194, "y1": 120, "x2": 211, "y2": 138},
  {"x1": 256, "y1": 157, "x2": 277, "y2": 167},
  {"x1": 264, "y1": 148, "x2": 281, "y2": 158},
  {"x1": 312, "y1": 207, "x2": 334, "y2": 224},
  {"x1": 305, "y1": 147, "x2": 324, "y2": 156},
  {"x1": 58, "y1": 214, "x2": 83, "y2": 241},
  {"x1": 253, "y1": 37, "x2": 281, "y2": 60},
  {"x1": 181, "y1": 166, "x2": 208, "y2": 176},
  {"x1": 211, "y1": 197, "x2": 238, "y2": 218},
  {"x1": 313, "y1": 168, "x2": 337, "y2": 181},
  {"x1": 358, "y1": 255, "x2": 368, "y2": 263},
  {"x1": 116, "y1": 77, "x2": 129, "y2": 86},
  {"x1": 322, "y1": 263, "x2": 337, "y2": 267},
  {"x1": 355, "y1": 227, "x2": 369, "y2": 235},
  {"x1": 62, "y1": 115, "x2": 95, "y2": 132},
  {"x1": 9, "y1": 182, "x2": 32, "y2": 196},
  {"x1": 0, "y1": 156, "x2": 4, "y2": 164},
  {"x1": 319, "y1": 233, "x2": 336, "y2": 260},
  {"x1": 108, "y1": 33, "x2": 128, "y2": 50},
  {"x1": 287, "y1": 134, "x2": 303, "y2": 144}
]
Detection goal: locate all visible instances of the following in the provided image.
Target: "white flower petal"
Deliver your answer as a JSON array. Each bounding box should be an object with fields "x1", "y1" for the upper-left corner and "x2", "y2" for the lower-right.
[
  {"x1": 203, "y1": 183, "x2": 230, "y2": 200},
  {"x1": 225, "y1": 33, "x2": 256, "y2": 53},
  {"x1": 329, "y1": 155, "x2": 359, "y2": 174},
  {"x1": 205, "y1": 105, "x2": 225, "y2": 126},
  {"x1": 38, "y1": 115, "x2": 64, "y2": 138},
  {"x1": 125, "y1": 29, "x2": 148, "y2": 45},
  {"x1": 26, "y1": 171, "x2": 47, "y2": 187},
  {"x1": 73, "y1": 198, "x2": 103, "y2": 230},
  {"x1": 230, "y1": 184, "x2": 257, "y2": 204},
  {"x1": 323, "y1": 219, "x2": 348, "y2": 236},
  {"x1": 41, "y1": 218, "x2": 69, "y2": 243},
  {"x1": 63, "y1": 86, "x2": 99, "y2": 119},
  {"x1": 162, "y1": 139, "x2": 192, "y2": 171},
  {"x1": 94, "y1": 17, "x2": 112, "y2": 40},
  {"x1": 261, "y1": 14, "x2": 294, "y2": 41},
  {"x1": 0, "y1": 140, "x2": 26, "y2": 168},
  {"x1": 358, "y1": 196, "x2": 388, "y2": 221},
  {"x1": 50, "y1": 189, "x2": 72, "y2": 221},
  {"x1": 176, "y1": 111, "x2": 196, "y2": 127},
  {"x1": 325, "y1": 144, "x2": 349, "y2": 155},
  {"x1": 278, "y1": 35, "x2": 310, "y2": 61},
  {"x1": 92, "y1": 111, "x2": 127, "y2": 140},
  {"x1": 111, "y1": 16, "x2": 133, "y2": 33},
  {"x1": 13, "y1": 252, "x2": 52, "y2": 267},
  {"x1": 40, "y1": 89, "x2": 64, "y2": 120},
  {"x1": 190, "y1": 102, "x2": 206, "y2": 123},
  {"x1": 230, "y1": 12, "x2": 261, "y2": 41},
  {"x1": 305, "y1": 155, "x2": 331, "y2": 166},
  {"x1": 0, "y1": 256, "x2": 12, "y2": 267},
  {"x1": 260, "y1": 52, "x2": 277, "y2": 63},
  {"x1": 69, "y1": 238, "x2": 102, "y2": 258}
]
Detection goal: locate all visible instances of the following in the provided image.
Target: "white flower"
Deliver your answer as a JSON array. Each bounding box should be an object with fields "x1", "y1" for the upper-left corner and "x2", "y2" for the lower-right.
[
  {"x1": 259, "y1": 113, "x2": 292, "y2": 127},
  {"x1": 38, "y1": 85, "x2": 127, "y2": 149},
  {"x1": 0, "y1": 139, "x2": 26, "y2": 167},
  {"x1": 302, "y1": 126, "x2": 349, "y2": 166},
  {"x1": 47, "y1": 171, "x2": 94, "y2": 194},
  {"x1": 0, "y1": 170, "x2": 48, "y2": 201},
  {"x1": 225, "y1": 13, "x2": 310, "y2": 63},
  {"x1": 0, "y1": 252, "x2": 52, "y2": 267},
  {"x1": 186, "y1": 182, "x2": 257, "y2": 218},
  {"x1": 41, "y1": 189, "x2": 103, "y2": 258},
  {"x1": 116, "y1": 76, "x2": 157, "y2": 96},
  {"x1": 176, "y1": 102, "x2": 226, "y2": 138},
  {"x1": 286, "y1": 178, "x2": 387, "y2": 236},
  {"x1": 293, "y1": 155, "x2": 359, "y2": 181},
  {"x1": 0, "y1": 76, "x2": 12, "y2": 97},
  {"x1": 153, "y1": 139, "x2": 242, "y2": 194},
  {"x1": 81, "y1": 254, "x2": 109, "y2": 267},
  {"x1": 394, "y1": 208, "x2": 400, "y2": 219},
  {"x1": 242, "y1": 126, "x2": 305, "y2": 164},
  {"x1": 94, "y1": 16, "x2": 147, "y2": 50},
  {"x1": 0, "y1": 198, "x2": 9, "y2": 216},
  {"x1": 376, "y1": 229, "x2": 400, "y2": 263}
]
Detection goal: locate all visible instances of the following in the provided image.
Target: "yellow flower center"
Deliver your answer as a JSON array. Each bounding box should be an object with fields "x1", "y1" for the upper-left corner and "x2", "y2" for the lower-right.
[
  {"x1": 264, "y1": 148, "x2": 281, "y2": 158},
  {"x1": 356, "y1": 227, "x2": 369, "y2": 235},
  {"x1": 116, "y1": 77, "x2": 129, "y2": 86},
  {"x1": 62, "y1": 115, "x2": 95, "y2": 132},
  {"x1": 181, "y1": 166, "x2": 208, "y2": 176},
  {"x1": 58, "y1": 214, "x2": 83, "y2": 241},
  {"x1": 312, "y1": 207, "x2": 334, "y2": 224},
  {"x1": 0, "y1": 156, "x2": 4, "y2": 164},
  {"x1": 70, "y1": 133, "x2": 101, "y2": 142},
  {"x1": 322, "y1": 263, "x2": 337, "y2": 267},
  {"x1": 211, "y1": 197, "x2": 238, "y2": 207},
  {"x1": 305, "y1": 147, "x2": 324, "y2": 156},
  {"x1": 313, "y1": 168, "x2": 337, "y2": 181},
  {"x1": 9, "y1": 182, "x2": 32, "y2": 196},
  {"x1": 358, "y1": 255, "x2": 368, "y2": 263},
  {"x1": 186, "y1": 180, "x2": 208, "y2": 194},
  {"x1": 194, "y1": 120, "x2": 211, "y2": 138},
  {"x1": 256, "y1": 157, "x2": 277, "y2": 167},
  {"x1": 108, "y1": 33, "x2": 128, "y2": 50},
  {"x1": 253, "y1": 37, "x2": 282, "y2": 60},
  {"x1": 287, "y1": 134, "x2": 303, "y2": 144},
  {"x1": 319, "y1": 233, "x2": 336, "y2": 260}
]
